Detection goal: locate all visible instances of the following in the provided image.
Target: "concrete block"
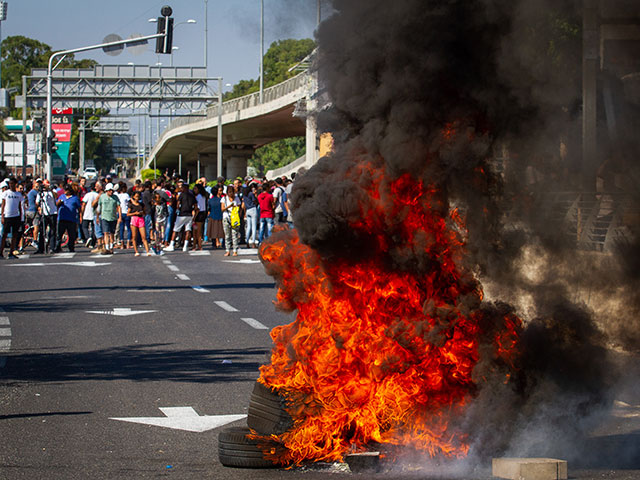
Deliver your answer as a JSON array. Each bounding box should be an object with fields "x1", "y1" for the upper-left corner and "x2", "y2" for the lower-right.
[{"x1": 492, "y1": 457, "x2": 568, "y2": 480}]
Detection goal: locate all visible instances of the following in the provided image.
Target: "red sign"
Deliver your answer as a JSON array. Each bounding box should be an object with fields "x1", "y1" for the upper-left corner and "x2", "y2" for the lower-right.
[{"x1": 52, "y1": 107, "x2": 73, "y2": 115}]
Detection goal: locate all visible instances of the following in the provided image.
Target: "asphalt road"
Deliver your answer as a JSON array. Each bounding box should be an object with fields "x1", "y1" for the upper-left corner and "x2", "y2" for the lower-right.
[{"x1": 0, "y1": 245, "x2": 638, "y2": 480}]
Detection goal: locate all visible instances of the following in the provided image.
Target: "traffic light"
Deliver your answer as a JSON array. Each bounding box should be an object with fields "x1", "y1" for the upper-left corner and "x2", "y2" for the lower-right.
[
  {"x1": 155, "y1": 16, "x2": 173, "y2": 54},
  {"x1": 0, "y1": 2, "x2": 7, "y2": 22},
  {"x1": 47, "y1": 133, "x2": 58, "y2": 154}
]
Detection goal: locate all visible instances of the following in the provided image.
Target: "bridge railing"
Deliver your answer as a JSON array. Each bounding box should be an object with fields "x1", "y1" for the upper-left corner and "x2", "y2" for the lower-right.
[{"x1": 163, "y1": 71, "x2": 309, "y2": 134}]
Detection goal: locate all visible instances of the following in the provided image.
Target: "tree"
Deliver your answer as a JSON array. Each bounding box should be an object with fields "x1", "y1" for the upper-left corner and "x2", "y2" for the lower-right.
[
  {"x1": 68, "y1": 109, "x2": 114, "y2": 174},
  {"x1": 249, "y1": 137, "x2": 305, "y2": 177},
  {"x1": 224, "y1": 38, "x2": 315, "y2": 101},
  {"x1": 1, "y1": 35, "x2": 97, "y2": 94}
]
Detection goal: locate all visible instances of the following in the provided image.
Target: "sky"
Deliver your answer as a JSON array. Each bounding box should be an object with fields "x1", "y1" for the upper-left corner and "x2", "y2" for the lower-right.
[{"x1": 2, "y1": 0, "x2": 325, "y2": 89}]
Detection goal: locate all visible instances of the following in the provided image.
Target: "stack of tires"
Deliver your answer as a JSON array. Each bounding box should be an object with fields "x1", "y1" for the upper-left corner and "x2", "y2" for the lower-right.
[{"x1": 218, "y1": 381, "x2": 293, "y2": 468}]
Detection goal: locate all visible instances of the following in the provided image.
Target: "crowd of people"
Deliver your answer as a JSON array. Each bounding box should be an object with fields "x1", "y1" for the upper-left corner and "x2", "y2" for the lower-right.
[{"x1": 0, "y1": 170, "x2": 302, "y2": 259}]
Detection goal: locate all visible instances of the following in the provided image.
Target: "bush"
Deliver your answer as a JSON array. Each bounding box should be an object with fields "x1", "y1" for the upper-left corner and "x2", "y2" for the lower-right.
[{"x1": 140, "y1": 169, "x2": 161, "y2": 181}]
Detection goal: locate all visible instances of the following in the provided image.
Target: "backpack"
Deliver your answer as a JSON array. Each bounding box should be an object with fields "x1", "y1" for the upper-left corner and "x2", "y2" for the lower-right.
[{"x1": 229, "y1": 205, "x2": 241, "y2": 230}]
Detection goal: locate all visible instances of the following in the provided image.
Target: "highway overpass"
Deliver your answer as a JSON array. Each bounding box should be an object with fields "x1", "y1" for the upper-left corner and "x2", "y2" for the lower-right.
[{"x1": 145, "y1": 71, "x2": 319, "y2": 180}]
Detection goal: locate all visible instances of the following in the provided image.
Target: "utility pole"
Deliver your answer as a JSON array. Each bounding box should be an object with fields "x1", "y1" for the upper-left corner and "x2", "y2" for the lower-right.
[
  {"x1": 204, "y1": 0, "x2": 208, "y2": 74},
  {"x1": 21, "y1": 75, "x2": 27, "y2": 178},
  {"x1": 259, "y1": 0, "x2": 264, "y2": 103}
]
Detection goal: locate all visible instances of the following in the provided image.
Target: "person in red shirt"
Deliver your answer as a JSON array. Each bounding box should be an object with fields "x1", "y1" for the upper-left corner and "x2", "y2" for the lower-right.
[{"x1": 257, "y1": 184, "x2": 275, "y2": 244}]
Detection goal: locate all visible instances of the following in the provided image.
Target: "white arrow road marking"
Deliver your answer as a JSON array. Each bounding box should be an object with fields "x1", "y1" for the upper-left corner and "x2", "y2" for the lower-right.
[
  {"x1": 110, "y1": 407, "x2": 246, "y2": 432},
  {"x1": 240, "y1": 318, "x2": 268, "y2": 330},
  {"x1": 86, "y1": 308, "x2": 157, "y2": 317},
  {"x1": 192, "y1": 286, "x2": 210, "y2": 293},
  {"x1": 222, "y1": 259, "x2": 261, "y2": 264},
  {"x1": 176, "y1": 274, "x2": 190, "y2": 281},
  {"x1": 214, "y1": 301, "x2": 238, "y2": 312},
  {"x1": 8, "y1": 261, "x2": 111, "y2": 267}
]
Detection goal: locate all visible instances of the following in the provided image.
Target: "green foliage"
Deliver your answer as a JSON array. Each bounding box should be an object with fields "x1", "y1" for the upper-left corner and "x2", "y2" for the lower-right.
[
  {"x1": 224, "y1": 38, "x2": 315, "y2": 101},
  {"x1": 249, "y1": 137, "x2": 305, "y2": 176},
  {"x1": 1, "y1": 35, "x2": 97, "y2": 111},
  {"x1": 68, "y1": 109, "x2": 114, "y2": 173},
  {"x1": 141, "y1": 169, "x2": 161, "y2": 181}
]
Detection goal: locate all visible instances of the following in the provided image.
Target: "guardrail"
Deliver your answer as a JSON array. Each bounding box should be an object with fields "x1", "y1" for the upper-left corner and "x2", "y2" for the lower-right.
[{"x1": 163, "y1": 71, "x2": 310, "y2": 134}]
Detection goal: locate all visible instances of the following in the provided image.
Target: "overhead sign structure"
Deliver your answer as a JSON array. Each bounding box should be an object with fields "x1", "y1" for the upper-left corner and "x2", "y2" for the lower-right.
[
  {"x1": 51, "y1": 107, "x2": 73, "y2": 176},
  {"x1": 110, "y1": 407, "x2": 246, "y2": 433}
]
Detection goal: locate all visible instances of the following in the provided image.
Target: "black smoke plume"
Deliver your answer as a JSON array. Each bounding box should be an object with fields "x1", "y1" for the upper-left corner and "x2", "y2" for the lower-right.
[{"x1": 269, "y1": 0, "x2": 639, "y2": 466}]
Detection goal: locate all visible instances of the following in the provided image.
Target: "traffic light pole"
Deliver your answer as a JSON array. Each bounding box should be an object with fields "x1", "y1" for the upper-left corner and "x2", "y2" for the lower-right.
[{"x1": 45, "y1": 30, "x2": 168, "y2": 180}]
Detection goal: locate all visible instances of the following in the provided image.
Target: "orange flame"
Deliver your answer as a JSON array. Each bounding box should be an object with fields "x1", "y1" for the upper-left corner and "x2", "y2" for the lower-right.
[{"x1": 258, "y1": 165, "x2": 521, "y2": 465}]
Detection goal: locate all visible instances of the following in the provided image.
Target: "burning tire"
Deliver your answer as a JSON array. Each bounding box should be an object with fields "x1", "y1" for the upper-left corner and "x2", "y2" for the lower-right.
[
  {"x1": 218, "y1": 426, "x2": 282, "y2": 468},
  {"x1": 247, "y1": 381, "x2": 293, "y2": 435}
]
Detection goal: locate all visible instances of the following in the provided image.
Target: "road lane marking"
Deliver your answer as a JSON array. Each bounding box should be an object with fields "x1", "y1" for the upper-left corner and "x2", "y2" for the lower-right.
[
  {"x1": 176, "y1": 274, "x2": 190, "y2": 281},
  {"x1": 238, "y1": 249, "x2": 258, "y2": 255},
  {"x1": 0, "y1": 339, "x2": 11, "y2": 350},
  {"x1": 53, "y1": 252, "x2": 76, "y2": 258},
  {"x1": 110, "y1": 407, "x2": 246, "y2": 432},
  {"x1": 0, "y1": 328, "x2": 11, "y2": 336},
  {"x1": 192, "y1": 286, "x2": 210, "y2": 293},
  {"x1": 126, "y1": 288, "x2": 175, "y2": 292},
  {"x1": 0, "y1": 317, "x2": 9, "y2": 325},
  {"x1": 167, "y1": 265, "x2": 180, "y2": 272},
  {"x1": 86, "y1": 308, "x2": 158, "y2": 317},
  {"x1": 162, "y1": 260, "x2": 172, "y2": 265},
  {"x1": 222, "y1": 259, "x2": 261, "y2": 264},
  {"x1": 8, "y1": 261, "x2": 111, "y2": 267},
  {"x1": 240, "y1": 318, "x2": 268, "y2": 330},
  {"x1": 189, "y1": 251, "x2": 210, "y2": 256},
  {"x1": 214, "y1": 301, "x2": 238, "y2": 312}
]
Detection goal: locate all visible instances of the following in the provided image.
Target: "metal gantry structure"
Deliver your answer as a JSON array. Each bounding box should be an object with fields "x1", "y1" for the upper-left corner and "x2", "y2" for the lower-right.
[{"x1": 20, "y1": 64, "x2": 223, "y2": 178}]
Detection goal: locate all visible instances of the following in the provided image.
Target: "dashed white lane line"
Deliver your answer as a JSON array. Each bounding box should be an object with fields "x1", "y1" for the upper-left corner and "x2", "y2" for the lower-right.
[
  {"x1": 0, "y1": 328, "x2": 11, "y2": 336},
  {"x1": 176, "y1": 274, "x2": 190, "y2": 281},
  {"x1": 162, "y1": 260, "x2": 172, "y2": 265},
  {"x1": 0, "y1": 316, "x2": 9, "y2": 325},
  {"x1": 214, "y1": 301, "x2": 239, "y2": 312},
  {"x1": 192, "y1": 286, "x2": 210, "y2": 293},
  {"x1": 0, "y1": 339, "x2": 10, "y2": 350},
  {"x1": 167, "y1": 265, "x2": 180, "y2": 272},
  {"x1": 53, "y1": 252, "x2": 76, "y2": 258},
  {"x1": 240, "y1": 318, "x2": 268, "y2": 330},
  {"x1": 189, "y1": 251, "x2": 210, "y2": 256}
]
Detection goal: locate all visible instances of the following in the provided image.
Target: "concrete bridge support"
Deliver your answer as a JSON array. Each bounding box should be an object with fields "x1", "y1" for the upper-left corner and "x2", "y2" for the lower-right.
[{"x1": 226, "y1": 155, "x2": 249, "y2": 181}]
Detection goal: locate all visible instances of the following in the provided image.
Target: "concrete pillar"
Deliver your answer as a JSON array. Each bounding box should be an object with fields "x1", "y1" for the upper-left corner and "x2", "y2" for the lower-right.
[
  {"x1": 226, "y1": 155, "x2": 248, "y2": 180},
  {"x1": 305, "y1": 116, "x2": 317, "y2": 168},
  {"x1": 204, "y1": 163, "x2": 217, "y2": 181},
  {"x1": 582, "y1": 0, "x2": 599, "y2": 190}
]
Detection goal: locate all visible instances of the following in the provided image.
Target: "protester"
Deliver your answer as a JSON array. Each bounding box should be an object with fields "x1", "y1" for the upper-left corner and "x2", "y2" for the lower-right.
[
  {"x1": 192, "y1": 183, "x2": 208, "y2": 251},
  {"x1": 98, "y1": 183, "x2": 121, "y2": 255},
  {"x1": 128, "y1": 190, "x2": 152, "y2": 256},
  {"x1": 115, "y1": 182, "x2": 131, "y2": 249},
  {"x1": 257, "y1": 184, "x2": 275, "y2": 244},
  {"x1": 165, "y1": 180, "x2": 198, "y2": 252},
  {"x1": 207, "y1": 185, "x2": 224, "y2": 249},
  {"x1": 221, "y1": 185, "x2": 241, "y2": 256},
  {"x1": 153, "y1": 192, "x2": 168, "y2": 255},
  {"x1": 243, "y1": 182, "x2": 259, "y2": 248},
  {"x1": 34, "y1": 180, "x2": 58, "y2": 254},
  {"x1": 55, "y1": 183, "x2": 81, "y2": 253},
  {"x1": 0, "y1": 178, "x2": 24, "y2": 258}
]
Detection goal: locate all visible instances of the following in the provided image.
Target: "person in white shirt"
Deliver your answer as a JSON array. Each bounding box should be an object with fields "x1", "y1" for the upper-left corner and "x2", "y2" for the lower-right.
[
  {"x1": 115, "y1": 182, "x2": 131, "y2": 249},
  {"x1": 1, "y1": 178, "x2": 25, "y2": 259},
  {"x1": 34, "y1": 180, "x2": 58, "y2": 254},
  {"x1": 81, "y1": 182, "x2": 104, "y2": 251}
]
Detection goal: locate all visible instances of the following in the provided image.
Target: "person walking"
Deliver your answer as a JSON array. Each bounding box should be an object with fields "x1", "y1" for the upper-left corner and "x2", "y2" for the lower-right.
[
  {"x1": 55, "y1": 183, "x2": 81, "y2": 253},
  {"x1": 97, "y1": 183, "x2": 121, "y2": 255},
  {"x1": 128, "y1": 190, "x2": 152, "y2": 256},
  {"x1": 221, "y1": 186, "x2": 241, "y2": 256},
  {"x1": 0, "y1": 178, "x2": 25, "y2": 259},
  {"x1": 165, "y1": 181, "x2": 198, "y2": 252},
  {"x1": 207, "y1": 185, "x2": 224, "y2": 249},
  {"x1": 257, "y1": 184, "x2": 275, "y2": 244},
  {"x1": 192, "y1": 183, "x2": 208, "y2": 251}
]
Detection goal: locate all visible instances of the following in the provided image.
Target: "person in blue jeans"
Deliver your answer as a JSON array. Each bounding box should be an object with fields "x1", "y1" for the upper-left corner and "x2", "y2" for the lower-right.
[
  {"x1": 243, "y1": 183, "x2": 259, "y2": 248},
  {"x1": 55, "y1": 184, "x2": 82, "y2": 252}
]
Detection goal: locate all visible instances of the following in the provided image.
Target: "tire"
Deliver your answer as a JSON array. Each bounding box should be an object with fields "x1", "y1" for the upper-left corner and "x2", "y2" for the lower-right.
[
  {"x1": 218, "y1": 426, "x2": 282, "y2": 469},
  {"x1": 247, "y1": 381, "x2": 293, "y2": 435}
]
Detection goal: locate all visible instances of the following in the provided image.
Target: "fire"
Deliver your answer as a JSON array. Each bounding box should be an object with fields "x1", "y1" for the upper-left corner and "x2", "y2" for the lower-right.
[{"x1": 258, "y1": 164, "x2": 522, "y2": 465}]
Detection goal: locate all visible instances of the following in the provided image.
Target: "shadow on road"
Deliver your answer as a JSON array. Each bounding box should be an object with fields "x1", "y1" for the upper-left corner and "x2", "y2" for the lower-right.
[{"x1": 0, "y1": 344, "x2": 268, "y2": 384}]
